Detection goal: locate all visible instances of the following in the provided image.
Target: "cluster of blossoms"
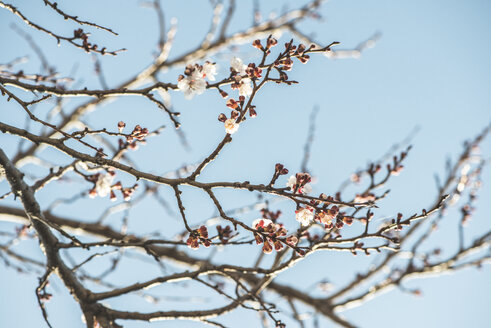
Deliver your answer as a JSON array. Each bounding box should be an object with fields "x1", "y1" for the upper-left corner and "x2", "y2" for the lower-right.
[
  {"x1": 186, "y1": 225, "x2": 211, "y2": 249},
  {"x1": 295, "y1": 192, "x2": 356, "y2": 230},
  {"x1": 295, "y1": 206, "x2": 314, "y2": 226},
  {"x1": 286, "y1": 172, "x2": 312, "y2": 194},
  {"x1": 117, "y1": 122, "x2": 149, "y2": 151},
  {"x1": 88, "y1": 170, "x2": 137, "y2": 201},
  {"x1": 229, "y1": 57, "x2": 258, "y2": 97},
  {"x1": 177, "y1": 62, "x2": 217, "y2": 99},
  {"x1": 252, "y1": 218, "x2": 297, "y2": 254},
  {"x1": 316, "y1": 205, "x2": 353, "y2": 230},
  {"x1": 316, "y1": 205, "x2": 339, "y2": 228}
]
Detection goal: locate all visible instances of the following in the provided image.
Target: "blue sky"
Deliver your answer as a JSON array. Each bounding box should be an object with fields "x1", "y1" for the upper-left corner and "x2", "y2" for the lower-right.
[{"x1": 0, "y1": 0, "x2": 490, "y2": 327}]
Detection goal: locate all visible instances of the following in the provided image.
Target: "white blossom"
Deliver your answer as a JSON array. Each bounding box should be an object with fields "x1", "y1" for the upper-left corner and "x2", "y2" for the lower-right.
[
  {"x1": 238, "y1": 78, "x2": 253, "y2": 97},
  {"x1": 202, "y1": 62, "x2": 217, "y2": 81},
  {"x1": 95, "y1": 173, "x2": 114, "y2": 197},
  {"x1": 286, "y1": 175, "x2": 297, "y2": 190},
  {"x1": 178, "y1": 71, "x2": 206, "y2": 99},
  {"x1": 230, "y1": 57, "x2": 247, "y2": 75},
  {"x1": 224, "y1": 118, "x2": 239, "y2": 134},
  {"x1": 295, "y1": 206, "x2": 314, "y2": 226}
]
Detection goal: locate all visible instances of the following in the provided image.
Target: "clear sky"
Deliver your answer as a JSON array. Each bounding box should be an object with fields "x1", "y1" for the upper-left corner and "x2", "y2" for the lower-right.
[{"x1": 0, "y1": 0, "x2": 490, "y2": 327}]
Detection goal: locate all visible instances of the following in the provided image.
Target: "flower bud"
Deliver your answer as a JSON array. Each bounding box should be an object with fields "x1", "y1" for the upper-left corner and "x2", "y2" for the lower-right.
[
  {"x1": 252, "y1": 39, "x2": 263, "y2": 50},
  {"x1": 249, "y1": 107, "x2": 257, "y2": 118},
  {"x1": 218, "y1": 113, "x2": 227, "y2": 122},
  {"x1": 117, "y1": 121, "x2": 126, "y2": 132}
]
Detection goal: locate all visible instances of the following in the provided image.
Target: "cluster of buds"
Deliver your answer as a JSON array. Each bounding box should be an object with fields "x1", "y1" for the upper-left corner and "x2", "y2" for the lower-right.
[
  {"x1": 287, "y1": 172, "x2": 312, "y2": 194},
  {"x1": 392, "y1": 213, "x2": 404, "y2": 231},
  {"x1": 260, "y1": 207, "x2": 282, "y2": 223},
  {"x1": 313, "y1": 203, "x2": 354, "y2": 231},
  {"x1": 121, "y1": 184, "x2": 138, "y2": 201},
  {"x1": 216, "y1": 225, "x2": 232, "y2": 244},
  {"x1": 117, "y1": 122, "x2": 149, "y2": 151},
  {"x1": 218, "y1": 109, "x2": 240, "y2": 134},
  {"x1": 252, "y1": 219, "x2": 287, "y2": 254},
  {"x1": 269, "y1": 163, "x2": 289, "y2": 186},
  {"x1": 252, "y1": 35, "x2": 278, "y2": 53},
  {"x1": 389, "y1": 163, "x2": 404, "y2": 176},
  {"x1": 358, "y1": 211, "x2": 375, "y2": 226},
  {"x1": 225, "y1": 96, "x2": 245, "y2": 110},
  {"x1": 273, "y1": 42, "x2": 308, "y2": 71},
  {"x1": 186, "y1": 225, "x2": 211, "y2": 249},
  {"x1": 245, "y1": 63, "x2": 262, "y2": 78},
  {"x1": 315, "y1": 192, "x2": 339, "y2": 205},
  {"x1": 294, "y1": 43, "x2": 311, "y2": 64},
  {"x1": 274, "y1": 57, "x2": 293, "y2": 71},
  {"x1": 286, "y1": 41, "x2": 314, "y2": 63},
  {"x1": 354, "y1": 192, "x2": 376, "y2": 204},
  {"x1": 252, "y1": 39, "x2": 263, "y2": 50},
  {"x1": 461, "y1": 193, "x2": 478, "y2": 226},
  {"x1": 351, "y1": 241, "x2": 366, "y2": 255},
  {"x1": 389, "y1": 148, "x2": 410, "y2": 176},
  {"x1": 127, "y1": 125, "x2": 148, "y2": 141},
  {"x1": 266, "y1": 36, "x2": 278, "y2": 49},
  {"x1": 73, "y1": 28, "x2": 105, "y2": 54},
  {"x1": 275, "y1": 163, "x2": 289, "y2": 176},
  {"x1": 368, "y1": 163, "x2": 382, "y2": 176},
  {"x1": 307, "y1": 193, "x2": 355, "y2": 231},
  {"x1": 275, "y1": 321, "x2": 286, "y2": 328}
]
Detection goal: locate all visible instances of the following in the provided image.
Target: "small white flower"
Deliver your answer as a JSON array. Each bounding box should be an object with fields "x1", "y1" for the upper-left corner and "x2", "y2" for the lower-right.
[
  {"x1": 238, "y1": 78, "x2": 253, "y2": 97},
  {"x1": 202, "y1": 62, "x2": 217, "y2": 81},
  {"x1": 295, "y1": 206, "x2": 314, "y2": 227},
  {"x1": 224, "y1": 118, "x2": 239, "y2": 134},
  {"x1": 231, "y1": 57, "x2": 247, "y2": 75},
  {"x1": 286, "y1": 175, "x2": 297, "y2": 190},
  {"x1": 95, "y1": 173, "x2": 114, "y2": 197},
  {"x1": 178, "y1": 71, "x2": 206, "y2": 99},
  {"x1": 252, "y1": 218, "x2": 273, "y2": 229}
]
